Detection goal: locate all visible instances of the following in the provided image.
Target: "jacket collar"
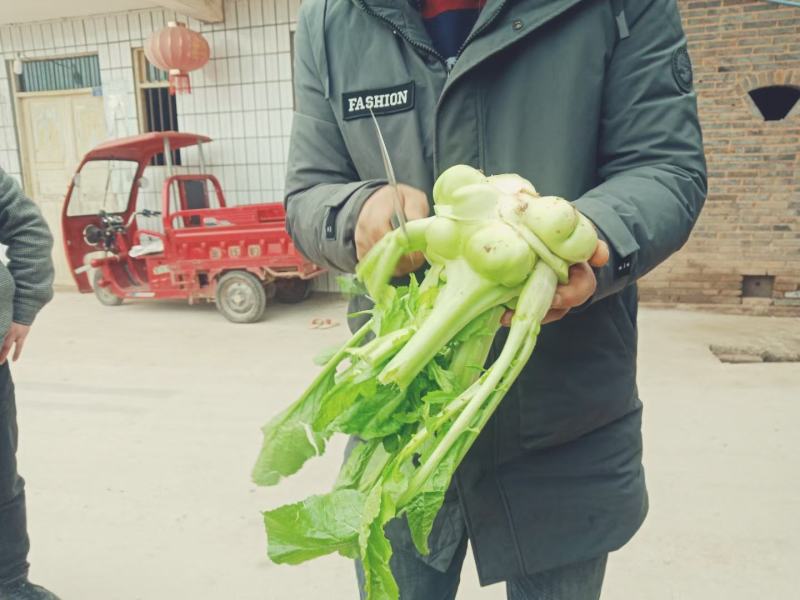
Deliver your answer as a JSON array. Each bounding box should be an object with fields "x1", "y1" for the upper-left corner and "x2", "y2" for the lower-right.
[
  {"x1": 353, "y1": 0, "x2": 434, "y2": 53},
  {"x1": 356, "y1": 0, "x2": 590, "y2": 63},
  {"x1": 445, "y1": 0, "x2": 588, "y2": 88}
]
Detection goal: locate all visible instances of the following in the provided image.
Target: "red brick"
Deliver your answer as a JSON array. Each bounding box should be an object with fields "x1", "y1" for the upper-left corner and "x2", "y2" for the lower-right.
[{"x1": 640, "y1": 0, "x2": 800, "y2": 315}]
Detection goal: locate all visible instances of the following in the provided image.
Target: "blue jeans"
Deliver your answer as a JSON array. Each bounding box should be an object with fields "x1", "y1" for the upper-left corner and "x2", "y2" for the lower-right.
[
  {"x1": 0, "y1": 362, "x2": 29, "y2": 584},
  {"x1": 356, "y1": 529, "x2": 607, "y2": 599}
]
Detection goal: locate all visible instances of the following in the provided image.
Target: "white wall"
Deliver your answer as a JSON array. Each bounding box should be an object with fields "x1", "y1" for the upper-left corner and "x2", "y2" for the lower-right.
[
  {"x1": 0, "y1": 0, "x2": 301, "y2": 204},
  {"x1": 0, "y1": 0, "x2": 346, "y2": 291}
]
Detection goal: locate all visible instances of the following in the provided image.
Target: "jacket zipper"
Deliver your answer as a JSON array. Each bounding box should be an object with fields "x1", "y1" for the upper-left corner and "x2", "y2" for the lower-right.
[
  {"x1": 357, "y1": 0, "x2": 447, "y2": 179},
  {"x1": 357, "y1": 0, "x2": 508, "y2": 175},
  {"x1": 357, "y1": 0, "x2": 447, "y2": 68},
  {"x1": 431, "y1": 0, "x2": 508, "y2": 175},
  {"x1": 454, "y1": 0, "x2": 509, "y2": 62}
]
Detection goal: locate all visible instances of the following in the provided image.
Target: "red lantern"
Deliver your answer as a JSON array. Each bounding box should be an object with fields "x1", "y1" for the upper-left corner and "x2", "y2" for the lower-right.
[{"x1": 145, "y1": 22, "x2": 210, "y2": 95}]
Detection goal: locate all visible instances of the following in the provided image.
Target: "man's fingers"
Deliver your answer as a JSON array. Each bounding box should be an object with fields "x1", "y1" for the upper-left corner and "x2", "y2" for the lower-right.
[
  {"x1": 355, "y1": 184, "x2": 430, "y2": 261},
  {"x1": 12, "y1": 337, "x2": 25, "y2": 362},
  {"x1": 356, "y1": 219, "x2": 392, "y2": 260},
  {"x1": 390, "y1": 187, "x2": 429, "y2": 274},
  {"x1": 500, "y1": 309, "x2": 514, "y2": 327},
  {"x1": 393, "y1": 251, "x2": 426, "y2": 277},
  {"x1": 404, "y1": 200, "x2": 430, "y2": 221},
  {"x1": 552, "y1": 263, "x2": 597, "y2": 309},
  {"x1": 399, "y1": 185, "x2": 430, "y2": 221},
  {"x1": 542, "y1": 308, "x2": 569, "y2": 325},
  {"x1": 369, "y1": 223, "x2": 393, "y2": 253},
  {"x1": 589, "y1": 240, "x2": 610, "y2": 268}
]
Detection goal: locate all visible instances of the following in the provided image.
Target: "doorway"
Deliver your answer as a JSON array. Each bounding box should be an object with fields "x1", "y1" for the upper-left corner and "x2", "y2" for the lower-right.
[{"x1": 13, "y1": 55, "x2": 107, "y2": 286}]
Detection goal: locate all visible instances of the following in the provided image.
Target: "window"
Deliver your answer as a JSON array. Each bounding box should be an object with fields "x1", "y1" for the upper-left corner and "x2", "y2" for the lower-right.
[
  {"x1": 133, "y1": 48, "x2": 180, "y2": 165},
  {"x1": 17, "y1": 54, "x2": 101, "y2": 93},
  {"x1": 748, "y1": 85, "x2": 800, "y2": 121},
  {"x1": 67, "y1": 160, "x2": 137, "y2": 216},
  {"x1": 741, "y1": 275, "x2": 775, "y2": 299}
]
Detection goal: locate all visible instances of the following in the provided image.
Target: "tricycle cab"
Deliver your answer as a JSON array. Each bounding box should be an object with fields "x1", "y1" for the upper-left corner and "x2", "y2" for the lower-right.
[{"x1": 62, "y1": 131, "x2": 323, "y2": 322}]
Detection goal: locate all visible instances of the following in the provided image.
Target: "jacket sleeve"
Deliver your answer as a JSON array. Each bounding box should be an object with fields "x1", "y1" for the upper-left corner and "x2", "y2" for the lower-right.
[
  {"x1": 0, "y1": 167, "x2": 55, "y2": 325},
  {"x1": 572, "y1": 0, "x2": 707, "y2": 302},
  {"x1": 283, "y1": 3, "x2": 386, "y2": 273}
]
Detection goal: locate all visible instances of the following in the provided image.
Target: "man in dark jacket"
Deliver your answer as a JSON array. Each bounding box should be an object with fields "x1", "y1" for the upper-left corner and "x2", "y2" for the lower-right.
[
  {"x1": 284, "y1": 0, "x2": 707, "y2": 597},
  {"x1": 0, "y1": 167, "x2": 58, "y2": 600}
]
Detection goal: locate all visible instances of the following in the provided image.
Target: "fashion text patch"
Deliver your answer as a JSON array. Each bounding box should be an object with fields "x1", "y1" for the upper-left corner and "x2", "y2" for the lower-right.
[{"x1": 342, "y1": 82, "x2": 415, "y2": 120}]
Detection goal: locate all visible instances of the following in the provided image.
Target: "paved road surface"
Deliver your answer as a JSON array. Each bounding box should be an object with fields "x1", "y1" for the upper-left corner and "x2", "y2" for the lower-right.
[{"x1": 10, "y1": 292, "x2": 800, "y2": 599}]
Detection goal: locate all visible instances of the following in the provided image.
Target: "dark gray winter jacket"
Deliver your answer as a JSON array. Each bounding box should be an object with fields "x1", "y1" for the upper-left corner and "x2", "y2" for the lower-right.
[{"x1": 284, "y1": 0, "x2": 706, "y2": 584}]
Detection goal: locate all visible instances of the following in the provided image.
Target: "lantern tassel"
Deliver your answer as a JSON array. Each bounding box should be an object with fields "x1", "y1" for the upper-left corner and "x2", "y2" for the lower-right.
[{"x1": 169, "y1": 73, "x2": 191, "y2": 95}]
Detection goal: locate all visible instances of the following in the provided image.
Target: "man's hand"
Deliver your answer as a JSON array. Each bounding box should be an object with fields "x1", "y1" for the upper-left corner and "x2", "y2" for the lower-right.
[
  {"x1": 501, "y1": 240, "x2": 610, "y2": 327},
  {"x1": 0, "y1": 322, "x2": 31, "y2": 364},
  {"x1": 355, "y1": 184, "x2": 430, "y2": 276}
]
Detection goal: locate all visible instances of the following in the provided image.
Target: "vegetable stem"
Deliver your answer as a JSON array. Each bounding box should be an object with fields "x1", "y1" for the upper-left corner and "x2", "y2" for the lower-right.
[
  {"x1": 357, "y1": 218, "x2": 433, "y2": 304},
  {"x1": 448, "y1": 306, "x2": 504, "y2": 389},
  {"x1": 379, "y1": 263, "x2": 518, "y2": 389},
  {"x1": 398, "y1": 262, "x2": 557, "y2": 505},
  {"x1": 348, "y1": 326, "x2": 415, "y2": 365}
]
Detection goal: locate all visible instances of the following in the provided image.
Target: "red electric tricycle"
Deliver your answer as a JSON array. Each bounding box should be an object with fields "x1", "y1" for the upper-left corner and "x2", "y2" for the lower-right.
[{"x1": 61, "y1": 131, "x2": 324, "y2": 323}]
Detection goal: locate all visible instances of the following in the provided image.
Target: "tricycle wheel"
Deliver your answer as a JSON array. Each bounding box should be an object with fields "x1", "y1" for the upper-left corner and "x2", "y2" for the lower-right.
[
  {"x1": 215, "y1": 271, "x2": 267, "y2": 323},
  {"x1": 92, "y1": 270, "x2": 123, "y2": 307},
  {"x1": 274, "y1": 278, "x2": 312, "y2": 304}
]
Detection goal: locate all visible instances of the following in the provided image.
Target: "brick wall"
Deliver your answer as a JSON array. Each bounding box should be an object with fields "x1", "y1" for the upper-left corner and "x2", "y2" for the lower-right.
[{"x1": 639, "y1": 0, "x2": 800, "y2": 314}]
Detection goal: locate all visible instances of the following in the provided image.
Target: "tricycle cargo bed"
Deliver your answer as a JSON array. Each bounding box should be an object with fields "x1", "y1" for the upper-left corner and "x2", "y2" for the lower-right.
[
  {"x1": 165, "y1": 204, "x2": 315, "y2": 273},
  {"x1": 61, "y1": 131, "x2": 324, "y2": 323}
]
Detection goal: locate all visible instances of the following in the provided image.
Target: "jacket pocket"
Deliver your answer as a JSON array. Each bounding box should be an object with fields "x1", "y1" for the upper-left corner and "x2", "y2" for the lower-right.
[
  {"x1": 506, "y1": 297, "x2": 639, "y2": 452},
  {"x1": 601, "y1": 292, "x2": 637, "y2": 363}
]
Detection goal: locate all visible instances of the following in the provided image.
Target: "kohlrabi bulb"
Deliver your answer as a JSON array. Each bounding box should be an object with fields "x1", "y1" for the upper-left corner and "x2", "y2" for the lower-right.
[
  {"x1": 425, "y1": 216, "x2": 462, "y2": 262},
  {"x1": 433, "y1": 165, "x2": 486, "y2": 206},
  {"x1": 487, "y1": 173, "x2": 538, "y2": 197},
  {"x1": 464, "y1": 222, "x2": 536, "y2": 287}
]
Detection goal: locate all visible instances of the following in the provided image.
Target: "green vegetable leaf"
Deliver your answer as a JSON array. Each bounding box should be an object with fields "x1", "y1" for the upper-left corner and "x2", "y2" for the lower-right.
[
  {"x1": 335, "y1": 440, "x2": 391, "y2": 493},
  {"x1": 404, "y1": 436, "x2": 468, "y2": 556},
  {"x1": 312, "y1": 365, "x2": 381, "y2": 433},
  {"x1": 330, "y1": 387, "x2": 407, "y2": 439},
  {"x1": 254, "y1": 165, "x2": 587, "y2": 600},
  {"x1": 426, "y1": 360, "x2": 455, "y2": 393},
  {"x1": 264, "y1": 489, "x2": 364, "y2": 564},
  {"x1": 251, "y1": 369, "x2": 335, "y2": 486},
  {"x1": 337, "y1": 274, "x2": 367, "y2": 297},
  {"x1": 359, "y1": 485, "x2": 399, "y2": 600},
  {"x1": 313, "y1": 345, "x2": 341, "y2": 367},
  {"x1": 405, "y1": 492, "x2": 443, "y2": 556}
]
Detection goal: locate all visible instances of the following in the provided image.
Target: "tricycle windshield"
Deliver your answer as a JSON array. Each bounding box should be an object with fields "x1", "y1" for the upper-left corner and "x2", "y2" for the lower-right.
[{"x1": 67, "y1": 159, "x2": 139, "y2": 217}]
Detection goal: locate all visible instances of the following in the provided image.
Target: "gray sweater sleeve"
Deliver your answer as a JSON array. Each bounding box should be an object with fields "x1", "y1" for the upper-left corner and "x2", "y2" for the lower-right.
[{"x1": 0, "y1": 167, "x2": 55, "y2": 325}]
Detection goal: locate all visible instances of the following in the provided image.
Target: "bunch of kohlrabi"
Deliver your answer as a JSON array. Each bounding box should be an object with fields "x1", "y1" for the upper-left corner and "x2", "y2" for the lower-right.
[{"x1": 251, "y1": 165, "x2": 600, "y2": 600}]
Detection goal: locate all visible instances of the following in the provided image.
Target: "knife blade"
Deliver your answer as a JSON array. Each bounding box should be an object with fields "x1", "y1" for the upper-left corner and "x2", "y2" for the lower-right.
[{"x1": 368, "y1": 108, "x2": 407, "y2": 237}]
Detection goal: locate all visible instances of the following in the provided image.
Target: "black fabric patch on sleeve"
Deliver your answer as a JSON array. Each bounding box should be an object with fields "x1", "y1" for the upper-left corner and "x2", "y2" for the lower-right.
[
  {"x1": 324, "y1": 207, "x2": 337, "y2": 241},
  {"x1": 672, "y1": 45, "x2": 694, "y2": 93},
  {"x1": 342, "y1": 82, "x2": 415, "y2": 121},
  {"x1": 615, "y1": 255, "x2": 633, "y2": 278}
]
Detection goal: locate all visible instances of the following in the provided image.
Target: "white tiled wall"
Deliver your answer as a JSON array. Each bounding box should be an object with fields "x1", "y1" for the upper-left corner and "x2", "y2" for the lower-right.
[
  {"x1": 0, "y1": 29, "x2": 20, "y2": 187},
  {"x1": 0, "y1": 0, "x2": 302, "y2": 204},
  {"x1": 0, "y1": 0, "x2": 349, "y2": 291}
]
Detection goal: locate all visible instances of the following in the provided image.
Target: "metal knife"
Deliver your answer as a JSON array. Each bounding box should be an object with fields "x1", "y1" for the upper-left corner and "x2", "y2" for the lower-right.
[{"x1": 368, "y1": 108, "x2": 407, "y2": 237}]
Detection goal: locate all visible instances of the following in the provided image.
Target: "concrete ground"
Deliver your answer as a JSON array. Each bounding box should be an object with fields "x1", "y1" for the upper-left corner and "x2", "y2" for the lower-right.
[{"x1": 9, "y1": 291, "x2": 800, "y2": 600}]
